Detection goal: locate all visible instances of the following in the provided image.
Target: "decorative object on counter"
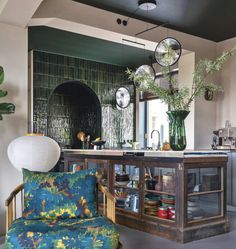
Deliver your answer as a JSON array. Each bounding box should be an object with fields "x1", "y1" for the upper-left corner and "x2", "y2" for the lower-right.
[
  {"x1": 7, "y1": 134, "x2": 60, "y2": 172},
  {"x1": 162, "y1": 140, "x2": 171, "y2": 151},
  {"x1": 212, "y1": 122, "x2": 236, "y2": 150},
  {"x1": 76, "y1": 131, "x2": 91, "y2": 149},
  {"x1": 117, "y1": 140, "x2": 126, "y2": 149},
  {"x1": 0, "y1": 66, "x2": 15, "y2": 120},
  {"x1": 126, "y1": 139, "x2": 139, "y2": 149},
  {"x1": 151, "y1": 129, "x2": 161, "y2": 150},
  {"x1": 167, "y1": 110, "x2": 190, "y2": 151},
  {"x1": 127, "y1": 46, "x2": 236, "y2": 150},
  {"x1": 91, "y1": 137, "x2": 106, "y2": 150},
  {"x1": 132, "y1": 141, "x2": 140, "y2": 150},
  {"x1": 115, "y1": 87, "x2": 131, "y2": 109}
]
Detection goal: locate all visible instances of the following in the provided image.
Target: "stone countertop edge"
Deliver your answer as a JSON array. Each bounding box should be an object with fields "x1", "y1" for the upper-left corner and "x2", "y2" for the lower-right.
[{"x1": 62, "y1": 149, "x2": 228, "y2": 158}]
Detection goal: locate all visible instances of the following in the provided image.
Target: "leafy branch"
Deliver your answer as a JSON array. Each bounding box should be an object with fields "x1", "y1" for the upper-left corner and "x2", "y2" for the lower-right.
[{"x1": 126, "y1": 46, "x2": 236, "y2": 111}]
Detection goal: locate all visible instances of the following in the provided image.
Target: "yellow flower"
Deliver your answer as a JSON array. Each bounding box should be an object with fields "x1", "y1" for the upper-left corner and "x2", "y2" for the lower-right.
[
  {"x1": 27, "y1": 232, "x2": 34, "y2": 237},
  {"x1": 56, "y1": 239, "x2": 66, "y2": 249},
  {"x1": 40, "y1": 212, "x2": 47, "y2": 217}
]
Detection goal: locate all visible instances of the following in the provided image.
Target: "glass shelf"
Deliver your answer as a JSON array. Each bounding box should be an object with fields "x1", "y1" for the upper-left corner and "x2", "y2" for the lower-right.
[
  {"x1": 144, "y1": 189, "x2": 175, "y2": 196},
  {"x1": 114, "y1": 184, "x2": 139, "y2": 191}
]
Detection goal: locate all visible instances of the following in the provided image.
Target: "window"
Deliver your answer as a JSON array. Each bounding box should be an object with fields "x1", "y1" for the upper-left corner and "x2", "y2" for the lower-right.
[{"x1": 139, "y1": 99, "x2": 169, "y2": 149}]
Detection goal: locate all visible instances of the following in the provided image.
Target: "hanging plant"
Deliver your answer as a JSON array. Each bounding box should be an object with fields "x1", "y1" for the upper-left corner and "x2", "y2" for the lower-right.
[{"x1": 0, "y1": 66, "x2": 15, "y2": 120}]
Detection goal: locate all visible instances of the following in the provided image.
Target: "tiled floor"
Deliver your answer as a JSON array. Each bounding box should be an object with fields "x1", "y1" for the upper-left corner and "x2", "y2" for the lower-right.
[{"x1": 1, "y1": 212, "x2": 236, "y2": 249}]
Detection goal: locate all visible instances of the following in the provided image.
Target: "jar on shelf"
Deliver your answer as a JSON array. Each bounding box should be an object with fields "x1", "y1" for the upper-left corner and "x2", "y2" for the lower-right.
[{"x1": 158, "y1": 207, "x2": 168, "y2": 219}]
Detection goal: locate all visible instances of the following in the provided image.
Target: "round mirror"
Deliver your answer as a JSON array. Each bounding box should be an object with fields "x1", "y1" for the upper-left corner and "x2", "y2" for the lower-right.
[
  {"x1": 154, "y1": 37, "x2": 182, "y2": 67},
  {"x1": 134, "y1": 65, "x2": 155, "y2": 88},
  {"x1": 115, "y1": 87, "x2": 131, "y2": 109}
]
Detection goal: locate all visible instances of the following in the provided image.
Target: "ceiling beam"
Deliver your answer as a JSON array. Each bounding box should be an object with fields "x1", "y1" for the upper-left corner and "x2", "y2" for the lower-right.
[{"x1": 0, "y1": 0, "x2": 43, "y2": 27}]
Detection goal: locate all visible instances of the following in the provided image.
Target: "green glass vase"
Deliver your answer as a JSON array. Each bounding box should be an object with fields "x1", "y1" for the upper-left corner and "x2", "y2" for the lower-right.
[{"x1": 167, "y1": 110, "x2": 190, "y2": 151}]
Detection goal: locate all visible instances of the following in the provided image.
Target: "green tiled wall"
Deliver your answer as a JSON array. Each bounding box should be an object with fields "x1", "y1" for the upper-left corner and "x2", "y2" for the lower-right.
[{"x1": 32, "y1": 50, "x2": 134, "y2": 148}]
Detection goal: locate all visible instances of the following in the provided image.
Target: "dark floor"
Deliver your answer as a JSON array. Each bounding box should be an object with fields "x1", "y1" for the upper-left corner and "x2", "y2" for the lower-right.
[
  {"x1": 118, "y1": 212, "x2": 236, "y2": 249},
  {"x1": 1, "y1": 212, "x2": 236, "y2": 249}
]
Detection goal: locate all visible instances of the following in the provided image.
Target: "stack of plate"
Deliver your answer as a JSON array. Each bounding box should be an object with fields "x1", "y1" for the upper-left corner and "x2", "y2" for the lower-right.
[
  {"x1": 161, "y1": 195, "x2": 175, "y2": 207},
  {"x1": 144, "y1": 199, "x2": 159, "y2": 216}
]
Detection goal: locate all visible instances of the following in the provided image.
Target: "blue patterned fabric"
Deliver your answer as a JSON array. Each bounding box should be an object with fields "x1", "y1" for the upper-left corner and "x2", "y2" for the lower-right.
[
  {"x1": 23, "y1": 168, "x2": 97, "y2": 219},
  {"x1": 5, "y1": 216, "x2": 119, "y2": 249}
]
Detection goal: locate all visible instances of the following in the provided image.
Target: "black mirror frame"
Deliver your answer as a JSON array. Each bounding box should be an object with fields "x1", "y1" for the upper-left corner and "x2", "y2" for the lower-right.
[{"x1": 154, "y1": 37, "x2": 182, "y2": 67}]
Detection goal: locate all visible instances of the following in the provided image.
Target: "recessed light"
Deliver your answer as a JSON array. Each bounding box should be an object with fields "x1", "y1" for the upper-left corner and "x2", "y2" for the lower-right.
[{"x1": 138, "y1": 0, "x2": 157, "y2": 11}]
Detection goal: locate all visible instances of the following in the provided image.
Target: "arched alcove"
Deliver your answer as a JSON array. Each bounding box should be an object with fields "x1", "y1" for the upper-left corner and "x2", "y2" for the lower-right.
[{"x1": 47, "y1": 81, "x2": 101, "y2": 148}]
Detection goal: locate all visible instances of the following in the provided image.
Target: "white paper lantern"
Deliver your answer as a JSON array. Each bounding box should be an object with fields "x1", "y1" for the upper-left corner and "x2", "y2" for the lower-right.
[{"x1": 8, "y1": 134, "x2": 61, "y2": 172}]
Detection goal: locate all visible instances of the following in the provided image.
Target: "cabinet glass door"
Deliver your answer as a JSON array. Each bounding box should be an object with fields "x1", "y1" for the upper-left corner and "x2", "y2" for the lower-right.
[
  {"x1": 143, "y1": 166, "x2": 176, "y2": 221},
  {"x1": 187, "y1": 167, "x2": 223, "y2": 222},
  {"x1": 67, "y1": 160, "x2": 85, "y2": 172},
  {"x1": 86, "y1": 159, "x2": 109, "y2": 187},
  {"x1": 114, "y1": 164, "x2": 140, "y2": 213}
]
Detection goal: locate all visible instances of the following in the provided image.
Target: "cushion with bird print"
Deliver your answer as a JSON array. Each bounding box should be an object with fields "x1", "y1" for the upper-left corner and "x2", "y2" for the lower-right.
[{"x1": 22, "y1": 168, "x2": 97, "y2": 220}]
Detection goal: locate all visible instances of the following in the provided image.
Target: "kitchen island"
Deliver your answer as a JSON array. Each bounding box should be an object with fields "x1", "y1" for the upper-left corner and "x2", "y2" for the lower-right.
[{"x1": 63, "y1": 149, "x2": 229, "y2": 243}]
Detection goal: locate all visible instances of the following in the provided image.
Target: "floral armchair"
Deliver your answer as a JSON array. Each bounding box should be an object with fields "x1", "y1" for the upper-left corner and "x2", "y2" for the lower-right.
[{"x1": 5, "y1": 168, "x2": 122, "y2": 248}]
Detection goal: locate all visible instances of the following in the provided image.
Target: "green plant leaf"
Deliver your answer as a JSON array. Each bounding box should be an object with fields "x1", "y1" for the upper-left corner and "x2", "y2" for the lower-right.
[
  {"x1": 0, "y1": 89, "x2": 8, "y2": 97},
  {"x1": 0, "y1": 66, "x2": 4, "y2": 85},
  {"x1": 0, "y1": 103, "x2": 15, "y2": 115},
  {"x1": 126, "y1": 46, "x2": 236, "y2": 111}
]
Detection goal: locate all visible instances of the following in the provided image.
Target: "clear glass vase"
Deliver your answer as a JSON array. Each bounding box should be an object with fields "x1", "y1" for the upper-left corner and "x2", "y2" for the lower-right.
[{"x1": 167, "y1": 110, "x2": 190, "y2": 151}]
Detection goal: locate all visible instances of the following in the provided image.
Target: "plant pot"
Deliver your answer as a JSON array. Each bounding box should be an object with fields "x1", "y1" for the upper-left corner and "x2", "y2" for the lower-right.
[{"x1": 167, "y1": 110, "x2": 189, "y2": 151}]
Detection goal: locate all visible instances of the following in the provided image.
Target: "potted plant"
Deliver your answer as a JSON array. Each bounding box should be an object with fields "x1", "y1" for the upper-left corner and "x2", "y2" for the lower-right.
[
  {"x1": 126, "y1": 47, "x2": 236, "y2": 150},
  {"x1": 0, "y1": 66, "x2": 15, "y2": 120}
]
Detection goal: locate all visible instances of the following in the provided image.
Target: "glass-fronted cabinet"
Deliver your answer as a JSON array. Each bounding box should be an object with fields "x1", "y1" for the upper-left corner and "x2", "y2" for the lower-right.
[
  {"x1": 64, "y1": 156, "x2": 85, "y2": 172},
  {"x1": 113, "y1": 163, "x2": 140, "y2": 214},
  {"x1": 187, "y1": 167, "x2": 223, "y2": 222},
  {"x1": 86, "y1": 159, "x2": 109, "y2": 187},
  {"x1": 63, "y1": 151, "x2": 229, "y2": 243},
  {"x1": 143, "y1": 165, "x2": 175, "y2": 221}
]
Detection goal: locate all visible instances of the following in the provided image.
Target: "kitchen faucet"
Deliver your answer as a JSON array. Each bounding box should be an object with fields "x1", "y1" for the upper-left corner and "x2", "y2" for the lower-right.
[{"x1": 151, "y1": 130, "x2": 161, "y2": 150}]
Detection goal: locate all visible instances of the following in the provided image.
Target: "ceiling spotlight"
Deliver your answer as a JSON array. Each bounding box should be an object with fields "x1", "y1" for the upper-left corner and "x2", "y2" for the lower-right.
[{"x1": 138, "y1": 0, "x2": 157, "y2": 10}]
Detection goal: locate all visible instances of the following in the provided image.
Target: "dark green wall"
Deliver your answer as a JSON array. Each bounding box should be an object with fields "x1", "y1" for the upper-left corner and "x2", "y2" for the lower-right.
[
  {"x1": 32, "y1": 50, "x2": 134, "y2": 148},
  {"x1": 28, "y1": 26, "x2": 155, "y2": 68}
]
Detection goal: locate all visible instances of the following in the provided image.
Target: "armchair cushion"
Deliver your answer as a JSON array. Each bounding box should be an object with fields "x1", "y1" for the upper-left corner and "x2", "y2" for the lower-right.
[
  {"x1": 5, "y1": 216, "x2": 119, "y2": 249},
  {"x1": 23, "y1": 168, "x2": 97, "y2": 220}
]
